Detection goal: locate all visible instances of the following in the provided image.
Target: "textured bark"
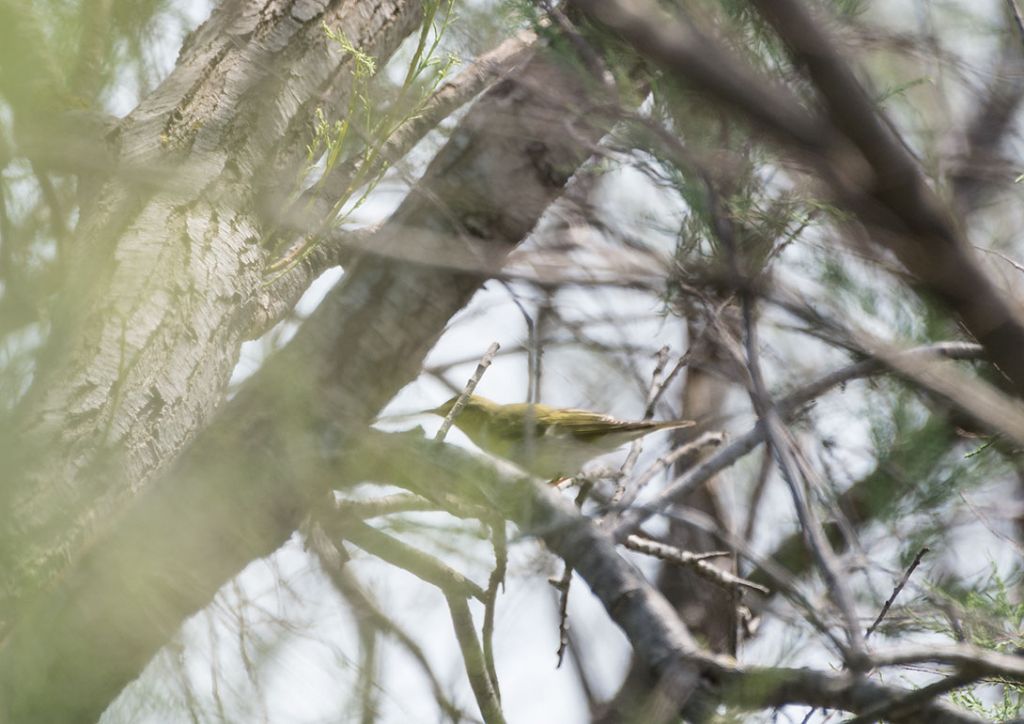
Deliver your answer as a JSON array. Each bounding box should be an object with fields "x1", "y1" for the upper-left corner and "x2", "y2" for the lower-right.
[
  {"x1": 5, "y1": 0, "x2": 423, "y2": 613},
  {"x1": 666, "y1": 360, "x2": 737, "y2": 653},
  {"x1": 251, "y1": 31, "x2": 538, "y2": 337},
  {"x1": 0, "y1": 47, "x2": 608, "y2": 722}
]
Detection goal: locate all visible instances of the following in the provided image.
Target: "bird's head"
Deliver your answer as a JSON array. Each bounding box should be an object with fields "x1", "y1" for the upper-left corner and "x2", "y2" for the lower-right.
[{"x1": 428, "y1": 394, "x2": 499, "y2": 418}]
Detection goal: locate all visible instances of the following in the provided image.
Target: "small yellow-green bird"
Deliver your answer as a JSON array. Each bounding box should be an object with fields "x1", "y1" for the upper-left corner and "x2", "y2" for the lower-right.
[{"x1": 428, "y1": 395, "x2": 695, "y2": 479}]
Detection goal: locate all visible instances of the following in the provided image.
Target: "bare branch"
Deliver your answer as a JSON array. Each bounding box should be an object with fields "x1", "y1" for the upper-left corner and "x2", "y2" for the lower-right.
[
  {"x1": 338, "y1": 493, "x2": 440, "y2": 519},
  {"x1": 306, "y1": 528, "x2": 467, "y2": 721},
  {"x1": 571, "y1": 0, "x2": 1024, "y2": 398},
  {"x1": 614, "y1": 342, "x2": 986, "y2": 539},
  {"x1": 323, "y1": 513, "x2": 487, "y2": 601},
  {"x1": 865, "y1": 547, "x2": 929, "y2": 640},
  {"x1": 288, "y1": 30, "x2": 538, "y2": 237},
  {"x1": 343, "y1": 429, "x2": 987, "y2": 722},
  {"x1": 844, "y1": 674, "x2": 976, "y2": 724},
  {"x1": 613, "y1": 431, "x2": 726, "y2": 515},
  {"x1": 481, "y1": 521, "x2": 506, "y2": 702},
  {"x1": 613, "y1": 345, "x2": 672, "y2": 492},
  {"x1": 715, "y1": 665, "x2": 984, "y2": 723},
  {"x1": 446, "y1": 595, "x2": 506, "y2": 724},
  {"x1": 738, "y1": 292, "x2": 865, "y2": 661},
  {"x1": 623, "y1": 535, "x2": 769, "y2": 595},
  {"x1": 871, "y1": 645, "x2": 1024, "y2": 681},
  {"x1": 436, "y1": 342, "x2": 501, "y2": 442}
]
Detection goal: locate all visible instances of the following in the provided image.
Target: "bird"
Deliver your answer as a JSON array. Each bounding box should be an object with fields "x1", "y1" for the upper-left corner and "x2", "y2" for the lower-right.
[{"x1": 426, "y1": 394, "x2": 695, "y2": 479}]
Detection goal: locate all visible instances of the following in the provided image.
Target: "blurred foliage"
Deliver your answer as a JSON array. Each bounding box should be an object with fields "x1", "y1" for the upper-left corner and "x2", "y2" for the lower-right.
[
  {"x1": 941, "y1": 568, "x2": 1024, "y2": 721},
  {"x1": 270, "y1": 3, "x2": 460, "y2": 274},
  {"x1": 3, "y1": 0, "x2": 1024, "y2": 720},
  {"x1": 0, "y1": 0, "x2": 199, "y2": 392}
]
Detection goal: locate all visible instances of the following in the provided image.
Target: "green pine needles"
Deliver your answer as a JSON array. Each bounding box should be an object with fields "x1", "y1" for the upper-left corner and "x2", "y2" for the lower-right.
[{"x1": 267, "y1": 0, "x2": 458, "y2": 277}]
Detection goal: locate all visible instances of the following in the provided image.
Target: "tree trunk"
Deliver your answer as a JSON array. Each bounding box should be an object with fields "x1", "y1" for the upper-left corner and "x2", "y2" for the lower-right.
[
  {"x1": 5, "y1": 0, "x2": 422, "y2": 612},
  {"x1": 0, "y1": 35, "x2": 611, "y2": 721}
]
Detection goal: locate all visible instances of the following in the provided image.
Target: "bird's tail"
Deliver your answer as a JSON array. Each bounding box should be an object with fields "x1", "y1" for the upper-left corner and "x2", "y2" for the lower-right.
[{"x1": 648, "y1": 419, "x2": 696, "y2": 431}]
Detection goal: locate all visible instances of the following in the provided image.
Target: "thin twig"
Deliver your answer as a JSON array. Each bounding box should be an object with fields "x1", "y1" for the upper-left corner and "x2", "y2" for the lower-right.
[
  {"x1": 845, "y1": 673, "x2": 974, "y2": 724},
  {"x1": 339, "y1": 494, "x2": 439, "y2": 519},
  {"x1": 807, "y1": 548, "x2": 937, "y2": 723},
  {"x1": 612, "y1": 347, "x2": 695, "y2": 511},
  {"x1": 974, "y1": 244, "x2": 1024, "y2": 276},
  {"x1": 614, "y1": 346, "x2": 672, "y2": 496},
  {"x1": 624, "y1": 535, "x2": 769, "y2": 595},
  {"x1": 306, "y1": 524, "x2": 469, "y2": 722},
  {"x1": 499, "y1": 282, "x2": 538, "y2": 403},
  {"x1": 870, "y1": 644, "x2": 1024, "y2": 679},
  {"x1": 644, "y1": 346, "x2": 673, "y2": 413},
  {"x1": 563, "y1": 628, "x2": 599, "y2": 714},
  {"x1": 327, "y1": 515, "x2": 486, "y2": 601},
  {"x1": 355, "y1": 603, "x2": 379, "y2": 724},
  {"x1": 541, "y1": 0, "x2": 616, "y2": 90},
  {"x1": 552, "y1": 482, "x2": 592, "y2": 668},
  {"x1": 614, "y1": 431, "x2": 726, "y2": 513},
  {"x1": 865, "y1": 547, "x2": 929, "y2": 640},
  {"x1": 436, "y1": 342, "x2": 501, "y2": 442},
  {"x1": 644, "y1": 350, "x2": 691, "y2": 420},
  {"x1": 532, "y1": 289, "x2": 554, "y2": 406},
  {"x1": 446, "y1": 595, "x2": 506, "y2": 724},
  {"x1": 740, "y1": 291, "x2": 866, "y2": 663},
  {"x1": 551, "y1": 566, "x2": 573, "y2": 668},
  {"x1": 613, "y1": 342, "x2": 984, "y2": 540},
  {"x1": 481, "y1": 520, "x2": 506, "y2": 702},
  {"x1": 741, "y1": 448, "x2": 773, "y2": 543}
]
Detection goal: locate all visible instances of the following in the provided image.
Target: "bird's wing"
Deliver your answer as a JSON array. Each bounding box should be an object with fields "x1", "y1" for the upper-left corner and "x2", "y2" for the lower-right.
[
  {"x1": 493, "y1": 404, "x2": 692, "y2": 441},
  {"x1": 548, "y1": 415, "x2": 694, "y2": 440},
  {"x1": 489, "y1": 404, "x2": 618, "y2": 438},
  {"x1": 539, "y1": 408, "x2": 660, "y2": 441},
  {"x1": 485, "y1": 403, "x2": 552, "y2": 439}
]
